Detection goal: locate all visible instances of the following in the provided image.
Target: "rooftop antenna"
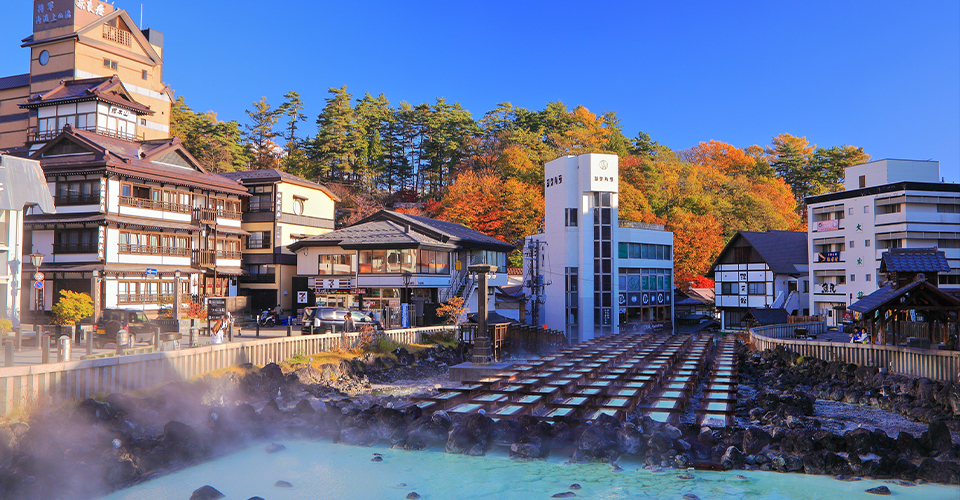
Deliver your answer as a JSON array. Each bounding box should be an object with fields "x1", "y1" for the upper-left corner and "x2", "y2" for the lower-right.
[{"x1": 139, "y1": 4, "x2": 143, "y2": 30}]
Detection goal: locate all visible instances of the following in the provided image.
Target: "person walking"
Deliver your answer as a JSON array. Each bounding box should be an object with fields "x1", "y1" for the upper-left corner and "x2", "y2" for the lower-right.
[{"x1": 343, "y1": 312, "x2": 355, "y2": 333}]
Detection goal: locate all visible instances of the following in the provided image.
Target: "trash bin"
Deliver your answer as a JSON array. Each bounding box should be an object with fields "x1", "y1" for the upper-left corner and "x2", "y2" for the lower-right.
[
  {"x1": 794, "y1": 328, "x2": 807, "y2": 339},
  {"x1": 58, "y1": 335, "x2": 71, "y2": 362}
]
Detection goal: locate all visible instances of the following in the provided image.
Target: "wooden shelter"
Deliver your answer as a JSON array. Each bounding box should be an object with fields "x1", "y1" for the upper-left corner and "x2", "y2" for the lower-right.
[{"x1": 848, "y1": 275, "x2": 959, "y2": 349}]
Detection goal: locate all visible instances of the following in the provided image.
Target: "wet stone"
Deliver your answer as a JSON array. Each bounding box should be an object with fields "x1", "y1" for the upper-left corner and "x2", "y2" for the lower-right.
[
  {"x1": 677, "y1": 473, "x2": 695, "y2": 479},
  {"x1": 372, "y1": 456, "x2": 383, "y2": 462},
  {"x1": 683, "y1": 495, "x2": 701, "y2": 500},
  {"x1": 189, "y1": 485, "x2": 225, "y2": 500},
  {"x1": 865, "y1": 486, "x2": 892, "y2": 495},
  {"x1": 885, "y1": 480, "x2": 916, "y2": 487},
  {"x1": 407, "y1": 493, "x2": 421, "y2": 499},
  {"x1": 551, "y1": 492, "x2": 576, "y2": 498},
  {"x1": 265, "y1": 442, "x2": 286, "y2": 454},
  {"x1": 274, "y1": 480, "x2": 293, "y2": 488},
  {"x1": 569, "y1": 483, "x2": 582, "y2": 490}
]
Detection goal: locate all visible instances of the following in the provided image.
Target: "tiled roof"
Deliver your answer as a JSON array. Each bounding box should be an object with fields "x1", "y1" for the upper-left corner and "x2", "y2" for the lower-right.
[
  {"x1": 20, "y1": 76, "x2": 153, "y2": 114},
  {"x1": 847, "y1": 280, "x2": 960, "y2": 315},
  {"x1": 384, "y1": 211, "x2": 515, "y2": 250},
  {"x1": 0, "y1": 73, "x2": 29, "y2": 91},
  {"x1": 880, "y1": 248, "x2": 950, "y2": 273},
  {"x1": 738, "y1": 231, "x2": 808, "y2": 275},
  {"x1": 743, "y1": 308, "x2": 789, "y2": 325},
  {"x1": 218, "y1": 169, "x2": 341, "y2": 201},
  {"x1": 289, "y1": 210, "x2": 515, "y2": 252}
]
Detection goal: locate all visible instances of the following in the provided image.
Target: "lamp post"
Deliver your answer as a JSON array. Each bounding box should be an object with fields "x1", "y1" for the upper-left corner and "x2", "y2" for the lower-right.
[
  {"x1": 401, "y1": 271, "x2": 412, "y2": 328},
  {"x1": 173, "y1": 269, "x2": 182, "y2": 320},
  {"x1": 29, "y1": 253, "x2": 44, "y2": 322}
]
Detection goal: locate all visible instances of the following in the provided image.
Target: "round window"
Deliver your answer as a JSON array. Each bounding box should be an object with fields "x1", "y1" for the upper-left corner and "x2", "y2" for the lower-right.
[
  {"x1": 38, "y1": 50, "x2": 50, "y2": 66},
  {"x1": 293, "y1": 199, "x2": 304, "y2": 215}
]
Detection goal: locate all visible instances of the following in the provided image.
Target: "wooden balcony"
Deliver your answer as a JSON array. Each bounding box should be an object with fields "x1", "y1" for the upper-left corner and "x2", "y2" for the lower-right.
[{"x1": 192, "y1": 249, "x2": 215, "y2": 269}]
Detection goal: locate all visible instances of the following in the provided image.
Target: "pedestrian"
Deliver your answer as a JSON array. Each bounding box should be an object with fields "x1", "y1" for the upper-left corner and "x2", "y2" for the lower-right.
[
  {"x1": 850, "y1": 327, "x2": 861, "y2": 343},
  {"x1": 211, "y1": 318, "x2": 224, "y2": 345},
  {"x1": 343, "y1": 312, "x2": 355, "y2": 333}
]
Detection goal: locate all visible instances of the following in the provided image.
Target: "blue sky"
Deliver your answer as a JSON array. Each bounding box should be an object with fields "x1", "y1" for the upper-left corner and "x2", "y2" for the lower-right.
[{"x1": 2, "y1": 1, "x2": 958, "y2": 182}]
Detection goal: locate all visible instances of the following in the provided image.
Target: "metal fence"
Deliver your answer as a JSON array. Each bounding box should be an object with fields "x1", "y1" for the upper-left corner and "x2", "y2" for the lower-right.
[
  {"x1": 0, "y1": 325, "x2": 456, "y2": 416},
  {"x1": 750, "y1": 322, "x2": 960, "y2": 383}
]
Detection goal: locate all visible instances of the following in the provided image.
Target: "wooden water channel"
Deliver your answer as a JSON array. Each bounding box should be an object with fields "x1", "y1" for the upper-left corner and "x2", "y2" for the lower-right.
[{"x1": 414, "y1": 333, "x2": 739, "y2": 427}]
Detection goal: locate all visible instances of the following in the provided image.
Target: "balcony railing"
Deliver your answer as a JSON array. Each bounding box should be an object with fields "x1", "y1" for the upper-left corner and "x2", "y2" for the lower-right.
[
  {"x1": 618, "y1": 220, "x2": 666, "y2": 231},
  {"x1": 216, "y1": 208, "x2": 242, "y2": 220},
  {"x1": 118, "y1": 244, "x2": 191, "y2": 257},
  {"x1": 53, "y1": 243, "x2": 97, "y2": 254},
  {"x1": 102, "y1": 24, "x2": 132, "y2": 46},
  {"x1": 192, "y1": 249, "x2": 215, "y2": 268},
  {"x1": 216, "y1": 250, "x2": 242, "y2": 259},
  {"x1": 55, "y1": 194, "x2": 100, "y2": 206},
  {"x1": 118, "y1": 293, "x2": 190, "y2": 305},
  {"x1": 120, "y1": 196, "x2": 191, "y2": 214},
  {"x1": 193, "y1": 207, "x2": 217, "y2": 224},
  {"x1": 28, "y1": 125, "x2": 142, "y2": 143},
  {"x1": 239, "y1": 274, "x2": 276, "y2": 284}
]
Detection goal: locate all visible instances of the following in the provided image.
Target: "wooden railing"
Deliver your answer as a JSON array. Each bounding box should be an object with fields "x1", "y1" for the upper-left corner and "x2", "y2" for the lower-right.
[
  {"x1": 119, "y1": 244, "x2": 190, "y2": 256},
  {"x1": 192, "y1": 249, "x2": 215, "y2": 268},
  {"x1": 750, "y1": 322, "x2": 960, "y2": 383},
  {"x1": 0, "y1": 325, "x2": 456, "y2": 416}
]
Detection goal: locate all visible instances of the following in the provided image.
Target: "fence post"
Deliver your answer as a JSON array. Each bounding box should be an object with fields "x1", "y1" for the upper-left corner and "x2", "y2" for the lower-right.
[
  {"x1": 256, "y1": 321, "x2": 260, "y2": 338},
  {"x1": 4, "y1": 340, "x2": 12, "y2": 367},
  {"x1": 287, "y1": 325, "x2": 292, "y2": 337},
  {"x1": 190, "y1": 327, "x2": 198, "y2": 347},
  {"x1": 13, "y1": 327, "x2": 21, "y2": 352},
  {"x1": 86, "y1": 330, "x2": 93, "y2": 356},
  {"x1": 41, "y1": 333, "x2": 50, "y2": 364},
  {"x1": 154, "y1": 329, "x2": 161, "y2": 350}
]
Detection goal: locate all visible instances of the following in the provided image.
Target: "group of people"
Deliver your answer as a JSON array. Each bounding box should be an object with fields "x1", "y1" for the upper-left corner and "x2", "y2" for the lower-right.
[{"x1": 850, "y1": 327, "x2": 871, "y2": 344}]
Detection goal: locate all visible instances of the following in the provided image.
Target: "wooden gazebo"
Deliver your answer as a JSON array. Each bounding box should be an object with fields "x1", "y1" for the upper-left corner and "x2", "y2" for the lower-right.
[{"x1": 848, "y1": 275, "x2": 960, "y2": 349}]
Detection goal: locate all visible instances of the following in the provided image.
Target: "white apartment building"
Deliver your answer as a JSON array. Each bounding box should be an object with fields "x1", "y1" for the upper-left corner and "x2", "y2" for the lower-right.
[
  {"x1": 524, "y1": 154, "x2": 675, "y2": 343},
  {"x1": 806, "y1": 159, "x2": 960, "y2": 327}
]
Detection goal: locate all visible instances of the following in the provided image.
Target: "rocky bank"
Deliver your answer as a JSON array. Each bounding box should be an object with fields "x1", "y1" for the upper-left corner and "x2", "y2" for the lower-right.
[{"x1": 0, "y1": 343, "x2": 956, "y2": 499}]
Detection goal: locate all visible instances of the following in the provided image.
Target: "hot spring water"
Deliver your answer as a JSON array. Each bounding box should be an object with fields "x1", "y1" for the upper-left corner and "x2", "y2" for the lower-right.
[{"x1": 101, "y1": 440, "x2": 954, "y2": 499}]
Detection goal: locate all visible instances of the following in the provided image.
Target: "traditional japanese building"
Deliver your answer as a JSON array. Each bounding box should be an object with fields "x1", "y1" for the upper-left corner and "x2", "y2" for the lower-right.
[
  {"x1": 290, "y1": 210, "x2": 513, "y2": 327},
  {"x1": 218, "y1": 169, "x2": 339, "y2": 315},
  {"x1": 1, "y1": 0, "x2": 170, "y2": 151},
  {"x1": 707, "y1": 230, "x2": 810, "y2": 330}
]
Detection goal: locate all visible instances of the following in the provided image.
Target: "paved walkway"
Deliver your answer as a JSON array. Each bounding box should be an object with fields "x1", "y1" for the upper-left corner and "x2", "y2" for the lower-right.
[{"x1": 1, "y1": 325, "x2": 296, "y2": 368}]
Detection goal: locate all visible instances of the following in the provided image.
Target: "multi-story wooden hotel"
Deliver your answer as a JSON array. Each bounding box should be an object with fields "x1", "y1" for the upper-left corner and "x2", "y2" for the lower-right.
[{"x1": 0, "y1": 1, "x2": 257, "y2": 321}]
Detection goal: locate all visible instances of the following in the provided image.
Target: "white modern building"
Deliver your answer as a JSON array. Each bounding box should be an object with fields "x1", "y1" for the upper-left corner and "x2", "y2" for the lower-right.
[
  {"x1": 806, "y1": 159, "x2": 960, "y2": 327},
  {"x1": 706, "y1": 230, "x2": 809, "y2": 330},
  {"x1": 524, "y1": 154, "x2": 674, "y2": 343},
  {"x1": 0, "y1": 155, "x2": 54, "y2": 327}
]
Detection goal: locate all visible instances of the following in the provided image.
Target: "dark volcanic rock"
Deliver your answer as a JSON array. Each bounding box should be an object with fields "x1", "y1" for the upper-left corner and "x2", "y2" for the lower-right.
[
  {"x1": 864, "y1": 485, "x2": 891, "y2": 495},
  {"x1": 189, "y1": 485, "x2": 225, "y2": 500},
  {"x1": 490, "y1": 419, "x2": 522, "y2": 445},
  {"x1": 741, "y1": 426, "x2": 772, "y2": 455},
  {"x1": 916, "y1": 458, "x2": 959, "y2": 484},
  {"x1": 720, "y1": 446, "x2": 744, "y2": 470},
  {"x1": 572, "y1": 424, "x2": 619, "y2": 463},
  {"x1": 921, "y1": 421, "x2": 953, "y2": 457},
  {"x1": 340, "y1": 426, "x2": 377, "y2": 446}
]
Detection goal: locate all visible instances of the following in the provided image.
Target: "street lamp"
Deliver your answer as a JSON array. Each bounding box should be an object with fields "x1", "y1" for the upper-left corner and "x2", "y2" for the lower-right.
[
  {"x1": 29, "y1": 253, "x2": 44, "y2": 321},
  {"x1": 401, "y1": 271, "x2": 412, "y2": 328}
]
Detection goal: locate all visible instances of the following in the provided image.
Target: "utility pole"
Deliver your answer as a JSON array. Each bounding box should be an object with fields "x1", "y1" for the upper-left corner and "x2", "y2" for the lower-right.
[{"x1": 525, "y1": 240, "x2": 545, "y2": 327}]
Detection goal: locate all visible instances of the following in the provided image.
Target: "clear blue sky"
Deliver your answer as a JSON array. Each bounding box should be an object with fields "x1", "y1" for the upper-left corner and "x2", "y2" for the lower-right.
[{"x1": 2, "y1": 0, "x2": 958, "y2": 182}]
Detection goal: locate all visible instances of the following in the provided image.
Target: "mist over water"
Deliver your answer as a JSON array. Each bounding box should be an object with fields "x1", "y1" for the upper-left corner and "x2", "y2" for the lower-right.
[{"x1": 101, "y1": 440, "x2": 954, "y2": 500}]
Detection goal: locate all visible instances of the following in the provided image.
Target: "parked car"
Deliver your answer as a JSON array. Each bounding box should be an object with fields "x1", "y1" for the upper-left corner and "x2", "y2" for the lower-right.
[
  {"x1": 300, "y1": 307, "x2": 382, "y2": 335},
  {"x1": 94, "y1": 309, "x2": 167, "y2": 348}
]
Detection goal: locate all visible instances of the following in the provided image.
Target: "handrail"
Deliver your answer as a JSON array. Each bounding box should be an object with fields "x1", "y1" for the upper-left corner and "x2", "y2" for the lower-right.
[{"x1": 749, "y1": 322, "x2": 959, "y2": 383}]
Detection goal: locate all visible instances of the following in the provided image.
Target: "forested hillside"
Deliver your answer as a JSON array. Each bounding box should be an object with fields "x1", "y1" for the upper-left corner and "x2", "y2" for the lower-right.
[{"x1": 172, "y1": 87, "x2": 869, "y2": 286}]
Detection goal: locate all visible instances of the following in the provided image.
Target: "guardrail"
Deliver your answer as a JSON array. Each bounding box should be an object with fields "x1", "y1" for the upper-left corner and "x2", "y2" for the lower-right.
[
  {"x1": 749, "y1": 322, "x2": 959, "y2": 383},
  {"x1": 0, "y1": 325, "x2": 456, "y2": 416}
]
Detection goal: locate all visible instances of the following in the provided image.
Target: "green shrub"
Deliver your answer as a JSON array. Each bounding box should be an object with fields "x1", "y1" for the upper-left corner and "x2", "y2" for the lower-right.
[{"x1": 365, "y1": 336, "x2": 401, "y2": 354}]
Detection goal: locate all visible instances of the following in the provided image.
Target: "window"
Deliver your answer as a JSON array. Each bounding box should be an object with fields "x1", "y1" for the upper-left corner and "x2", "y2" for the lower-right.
[
  {"x1": 618, "y1": 243, "x2": 670, "y2": 260},
  {"x1": 56, "y1": 180, "x2": 99, "y2": 205},
  {"x1": 849, "y1": 240, "x2": 855, "y2": 249},
  {"x1": 859, "y1": 175, "x2": 866, "y2": 188},
  {"x1": 747, "y1": 282, "x2": 765, "y2": 295},
  {"x1": 720, "y1": 282, "x2": 735, "y2": 295},
  {"x1": 54, "y1": 229, "x2": 97, "y2": 253},
  {"x1": 565, "y1": 208, "x2": 577, "y2": 227},
  {"x1": 293, "y1": 197, "x2": 305, "y2": 216},
  {"x1": 103, "y1": 58, "x2": 118, "y2": 70},
  {"x1": 247, "y1": 185, "x2": 273, "y2": 211},
  {"x1": 880, "y1": 239, "x2": 902, "y2": 249},
  {"x1": 788, "y1": 281, "x2": 798, "y2": 293},
  {"x1": 141, "y1": 119, "x2": 147, "y2": 126},
  {"x1": 879, "y1": 204, "x2": 902, "y2": 214},
  {"x1": 865, "y1": 239, "x2": 871, "y2": 247},
  {"x1": 940, "y1": 274, "x2": 960, "y2": 286},
  {"x1": 565, "y1": 267, "x2": 579, "y2": 336},
  {"x1": 848, "y1": 207, "x2": 853, "y2": 215},
  {"x1": 318, "y1": 254, "x2": 355, "y2": 274},
  {"x1": 864, "y1": 206, "x2": 869, "y2": 213},
  {"x1": 936, "y1": 204, "x2": 960, "y2": 213},
  {"x1": 141, "y1": 69, "x2": 148, "y2": 80},
  {"x1": 938, "y1": 239, "x2": 960, "y2": 249},
  {"x1": 247, "y1": 231, "x2": 271, "y2": 249},
  {"x1": 803, "y1": 280, "x2": 809, "y2": 293},
  {"x1": 866, "y1": 274, "x2": 872, "y2": 282},
  {"x1": 850, "y1": 274, "x2": 856, "y2": 282}
]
